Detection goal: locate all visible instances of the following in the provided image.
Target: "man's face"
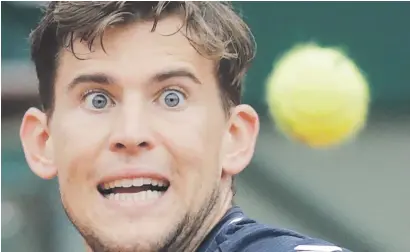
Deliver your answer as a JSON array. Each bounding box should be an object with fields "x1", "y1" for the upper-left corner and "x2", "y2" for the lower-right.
[
  {"x1": 20, "y1": 15, "x2": 259, "y2": 252},
  {"x1": 53, "y1": 16, "x2": 228, "y2": 250}
]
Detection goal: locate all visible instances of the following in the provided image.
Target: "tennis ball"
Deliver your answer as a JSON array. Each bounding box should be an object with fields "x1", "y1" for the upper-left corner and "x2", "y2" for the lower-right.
[{"x1": 266, "y1": 43, "x2": 370, "y2": 148}]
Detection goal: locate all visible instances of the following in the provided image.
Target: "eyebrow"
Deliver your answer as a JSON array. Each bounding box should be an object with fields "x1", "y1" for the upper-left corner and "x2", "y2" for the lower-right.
[
  {"x1": 153, "y1": 69, "x2": 202, "y2": 85},
  {"x1": 67, "y1": 68, "x2": 202, "y2": 90},
  {"x1": 67, "y1": 73, "x2": 114, "y2": 90}
]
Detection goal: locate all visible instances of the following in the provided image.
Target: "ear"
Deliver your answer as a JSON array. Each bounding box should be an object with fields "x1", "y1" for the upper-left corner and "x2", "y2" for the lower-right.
[
  {"x1": 20, "y1": 107, "x2": 57, "y2": 180},
  {"x1": 221, "y1": 104, "x2": 260, "y2": 176}
]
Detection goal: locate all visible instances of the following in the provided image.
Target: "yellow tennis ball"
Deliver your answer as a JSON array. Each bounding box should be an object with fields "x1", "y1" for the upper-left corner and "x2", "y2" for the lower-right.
[{"x1": 266, "y1": 43, "x2": 370, "y2": 148}]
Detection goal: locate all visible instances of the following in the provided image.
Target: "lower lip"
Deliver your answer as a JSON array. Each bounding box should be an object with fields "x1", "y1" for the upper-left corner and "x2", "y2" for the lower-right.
[{"x1": 99, "y1": 188, "x2": 171, "y2": 214}]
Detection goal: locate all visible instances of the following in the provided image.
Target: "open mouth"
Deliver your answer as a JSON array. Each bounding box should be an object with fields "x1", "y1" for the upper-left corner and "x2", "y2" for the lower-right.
[{"x1": 97, "y1": 178, "x2": 169, "y2": 201}]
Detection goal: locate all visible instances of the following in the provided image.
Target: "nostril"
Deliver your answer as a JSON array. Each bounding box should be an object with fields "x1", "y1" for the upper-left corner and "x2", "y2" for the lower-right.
[
  {"x1": 138, "y1": 141, "x2": 149, "y2": 148},
  {"x1": 115, "y1": 143, "x2": 126, "y2": 149},
  {"x1": 111, "y1": 141, "x2": 151, "y2": 152}
]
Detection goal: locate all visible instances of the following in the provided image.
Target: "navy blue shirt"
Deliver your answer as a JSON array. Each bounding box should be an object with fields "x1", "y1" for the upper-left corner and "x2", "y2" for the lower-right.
[{"x1": 197, "y1": 206, "x2": 351, "y2": 252}]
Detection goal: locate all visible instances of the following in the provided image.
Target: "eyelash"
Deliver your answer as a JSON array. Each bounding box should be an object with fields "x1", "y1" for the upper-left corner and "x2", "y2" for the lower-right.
[
  {"x1": 80, "y1": 89, "x2": 114, "y2": 102},
  {"x1": 79, "y1": 85, "x2": 189, "y2": 103},
  {"x1": 155, "y1": 86, "x2": 188, "y2": 100}
]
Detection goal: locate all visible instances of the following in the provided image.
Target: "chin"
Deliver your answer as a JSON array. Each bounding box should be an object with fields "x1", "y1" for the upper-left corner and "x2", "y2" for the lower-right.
[{"x1": 83, "y1": 227, "x2": 171, "y2": 252}]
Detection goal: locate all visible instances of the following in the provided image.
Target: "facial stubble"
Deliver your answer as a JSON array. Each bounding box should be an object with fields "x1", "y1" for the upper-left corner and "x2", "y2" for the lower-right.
[{"x1": 62, "y1": 185, "x2": 221, "y2": 252}]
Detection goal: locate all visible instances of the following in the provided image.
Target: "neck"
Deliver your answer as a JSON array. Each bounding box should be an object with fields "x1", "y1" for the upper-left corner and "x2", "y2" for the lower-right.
[
  {"x1": 183, "y1": 188, "x2": 233, "y2": 252},
  {"x1": 85, "y1": 242, "x2": 92, "y2": 252}
]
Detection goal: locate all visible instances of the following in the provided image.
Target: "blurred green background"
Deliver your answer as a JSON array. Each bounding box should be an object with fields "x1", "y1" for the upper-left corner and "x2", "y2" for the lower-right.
[{"x1": 2, "y1": 2, "x2": 409, "y2": 252}]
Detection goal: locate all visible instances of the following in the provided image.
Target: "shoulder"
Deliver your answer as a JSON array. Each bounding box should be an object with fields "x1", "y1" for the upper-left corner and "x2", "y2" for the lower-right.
[
  {"x1": 215, "y1": 218, "x2": 350, "y2": 252},
  {"x1": 197, "y1": 207, "x2": 351, "y2": 252}
]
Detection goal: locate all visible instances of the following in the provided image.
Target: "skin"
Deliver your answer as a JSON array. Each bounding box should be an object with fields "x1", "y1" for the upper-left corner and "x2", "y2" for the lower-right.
[{"x1": 20, "y1": 15, "x2": 259, "y2": 252}]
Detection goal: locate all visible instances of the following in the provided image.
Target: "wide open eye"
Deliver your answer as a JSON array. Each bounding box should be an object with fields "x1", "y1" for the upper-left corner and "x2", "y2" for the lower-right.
[
  {"x1": 83, "y1": 91, "x2": 115, "y2": 111},
  {"x1": 158, "y1": 89, "x2": 185, "y2": 108}
]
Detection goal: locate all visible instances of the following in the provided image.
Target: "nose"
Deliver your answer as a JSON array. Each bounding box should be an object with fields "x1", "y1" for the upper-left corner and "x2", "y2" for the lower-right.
[{"x1": 109, "y1": 107, "x2": 155, "y2": 155}]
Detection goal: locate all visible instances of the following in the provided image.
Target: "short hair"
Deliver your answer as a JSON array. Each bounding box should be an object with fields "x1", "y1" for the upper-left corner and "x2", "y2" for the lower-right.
[{"x1": 30, "y1": 1, "x2": 256, "y2": 115}]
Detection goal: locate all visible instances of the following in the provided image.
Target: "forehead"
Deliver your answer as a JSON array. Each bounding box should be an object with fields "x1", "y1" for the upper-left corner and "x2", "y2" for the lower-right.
[{"x1": 56, "y1": 15, "x2": 216, "y2": 85}]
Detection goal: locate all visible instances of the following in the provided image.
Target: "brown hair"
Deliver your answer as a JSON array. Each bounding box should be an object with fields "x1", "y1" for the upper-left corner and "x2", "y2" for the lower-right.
[{"x1": 30, "y1": 1, "x2": 256, "y2": 115}]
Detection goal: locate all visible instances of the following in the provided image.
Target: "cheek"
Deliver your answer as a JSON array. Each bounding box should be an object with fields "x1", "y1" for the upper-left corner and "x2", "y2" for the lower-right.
[
  {"x1": 156, "y1": 106, "x2": 226, "y2": 183},
  {"x1": 52, "y1": 110, "x2": 112, "y2": 187}
]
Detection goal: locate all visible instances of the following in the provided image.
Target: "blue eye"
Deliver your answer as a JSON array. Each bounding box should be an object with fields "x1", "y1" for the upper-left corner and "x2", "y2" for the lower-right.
[
  {"x1": 83, "y1": 91, "x2": 114, "y2": 110},
  {"x1": 159, "y1": 89, "x2": 185, "y2": 108}
]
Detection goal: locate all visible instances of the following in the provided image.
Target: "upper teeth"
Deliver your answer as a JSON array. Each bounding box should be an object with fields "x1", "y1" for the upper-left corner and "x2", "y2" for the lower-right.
[{"x1": 102, "y1": 178, "x2": 167, "y2": 190}]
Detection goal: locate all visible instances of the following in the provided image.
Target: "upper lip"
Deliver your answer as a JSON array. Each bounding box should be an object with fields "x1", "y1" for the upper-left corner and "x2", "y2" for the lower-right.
[{"x1": 97, "y1": 168, "x2": 170, "y2": 187}]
